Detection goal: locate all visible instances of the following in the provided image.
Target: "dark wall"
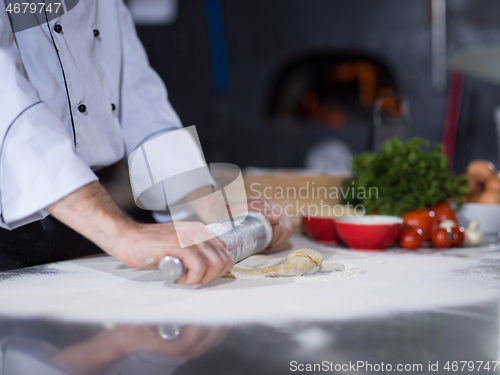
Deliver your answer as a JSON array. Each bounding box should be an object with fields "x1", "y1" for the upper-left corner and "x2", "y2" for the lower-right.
[{"x1": 135, "y1": 0, "x2": 500, "y2": 171}]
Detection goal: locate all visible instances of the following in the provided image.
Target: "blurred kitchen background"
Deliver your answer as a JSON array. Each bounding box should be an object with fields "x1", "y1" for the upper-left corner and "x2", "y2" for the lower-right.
[
  {"x1": 125, "y1": 0, "x2": 500, "y2": 169},
  {"x1": 101, "y1": 0, "x2": 500, "y2": 213}
]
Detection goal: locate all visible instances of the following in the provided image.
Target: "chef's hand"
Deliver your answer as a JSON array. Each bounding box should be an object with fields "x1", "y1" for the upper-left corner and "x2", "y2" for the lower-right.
[
  {"x1": 45, "y1": 182, "x2": 233, "y2": 285},
  {"x1": 248, "y1": 199, "x2": 293, "y2": 250},
  {"x1": 121, "y1": 221, "x2": 233, "y2": 285}
]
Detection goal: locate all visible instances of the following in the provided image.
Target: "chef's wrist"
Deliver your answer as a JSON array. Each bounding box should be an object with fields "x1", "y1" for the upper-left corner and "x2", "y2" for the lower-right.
[{"x1": 92, "y1": 211, "x2": 138, "y2": 258}]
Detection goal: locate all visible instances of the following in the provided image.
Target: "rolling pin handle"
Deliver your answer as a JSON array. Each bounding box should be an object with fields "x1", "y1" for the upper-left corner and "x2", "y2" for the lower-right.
[{"x1": 158, "y1": 256, "x2": 186, "y2": 283}]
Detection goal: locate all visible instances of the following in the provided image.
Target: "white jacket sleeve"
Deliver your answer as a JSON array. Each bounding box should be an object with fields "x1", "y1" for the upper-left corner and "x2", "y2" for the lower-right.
[
  {"x1": 117, "y1": 1, "x2": 213, "y2": 222},
  {"x1": 117, "y1": 0, "x2": 184, "y2": 157},
  {"x1": 0, "y1": 12, "x2": 98, "y2": 230}
]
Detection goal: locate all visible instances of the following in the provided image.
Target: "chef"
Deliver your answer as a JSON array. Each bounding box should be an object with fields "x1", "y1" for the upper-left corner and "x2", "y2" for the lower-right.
[{"x1": 0, "y1": 0, "x2": 292, "y2": 284}]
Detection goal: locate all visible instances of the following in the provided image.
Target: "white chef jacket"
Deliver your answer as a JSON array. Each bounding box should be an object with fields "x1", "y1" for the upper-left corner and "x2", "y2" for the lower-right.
[{"x1": 0, "y1": 0, "x2": 187, "y2": 230}]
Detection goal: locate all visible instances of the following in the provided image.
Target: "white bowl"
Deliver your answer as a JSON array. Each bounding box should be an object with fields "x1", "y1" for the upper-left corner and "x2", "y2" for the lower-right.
[{"x1": 455, "y1": 203, "x2": 500, "y2": 239}]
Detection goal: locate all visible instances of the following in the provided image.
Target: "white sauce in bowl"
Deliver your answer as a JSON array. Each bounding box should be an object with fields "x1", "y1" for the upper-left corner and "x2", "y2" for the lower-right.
[{"x1": 335, "y1": 215, "x2": 403, "y2": 225}]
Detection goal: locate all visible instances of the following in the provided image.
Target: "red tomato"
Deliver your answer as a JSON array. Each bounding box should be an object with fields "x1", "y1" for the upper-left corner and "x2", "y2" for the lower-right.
[
  {"x1": 431, "y1": 228, "x2": 452, "y2": 248},
  {"x1": 450, "y1": 227, "x2": 465, "y2": 247},
  {"x1": 401, "y1": 209, "x2": 436, "y2": 241},
  {"x1": 431, "y1": 201, "x2": 457, "y2": 224},
  {"x1": 399, "y1": 227, "x2": 424, "y2": 250}
]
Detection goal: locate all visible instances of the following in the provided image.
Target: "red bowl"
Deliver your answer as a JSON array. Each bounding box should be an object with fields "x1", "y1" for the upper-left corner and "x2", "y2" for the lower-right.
[
  {"x1": 302, "y1": 216, "x2": 338, "y2": 244},
  {"x1": 334, "y1": 215, "x2": 403, "y2": 251}
]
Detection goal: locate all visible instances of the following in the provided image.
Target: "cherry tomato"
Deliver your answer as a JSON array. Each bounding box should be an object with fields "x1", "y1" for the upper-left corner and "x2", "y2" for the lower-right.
[
  {"x1": 450, "y1": 227, "x2": 465, "y2": 247},
  {"x1": 399, "y1": 227, "x2": 424, "y2": 250},
  {"x1": 431, "y1": 201, "x2": 457, "y2": 224},
  {"x1": 431, "y1": 228, "x2": 452, "y2": 248},
  {"x1": 401, "y1": 208, "x2": 436, "y2": 241}
]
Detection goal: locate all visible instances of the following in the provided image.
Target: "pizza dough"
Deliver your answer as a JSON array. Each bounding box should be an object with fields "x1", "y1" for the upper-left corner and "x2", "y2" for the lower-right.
[{"x1": 227, "y1": 249, "x2": 323, "y2": 278}]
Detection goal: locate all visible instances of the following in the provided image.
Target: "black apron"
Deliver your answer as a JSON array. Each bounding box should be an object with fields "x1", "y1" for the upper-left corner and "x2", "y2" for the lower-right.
[{"x1": 0, "y1": 216, "x2": 85, "y2": 271}]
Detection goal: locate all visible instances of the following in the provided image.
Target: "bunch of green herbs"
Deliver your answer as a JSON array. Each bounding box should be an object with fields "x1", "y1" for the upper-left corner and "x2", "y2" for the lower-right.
[{"x1": 342, "y1": 137, "x2": 469, "y2": 216}]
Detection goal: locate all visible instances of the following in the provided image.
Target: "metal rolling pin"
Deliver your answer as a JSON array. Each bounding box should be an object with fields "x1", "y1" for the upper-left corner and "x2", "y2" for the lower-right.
[{"x1": 158, "y1": 211, "x2": 273, "y2": 282}]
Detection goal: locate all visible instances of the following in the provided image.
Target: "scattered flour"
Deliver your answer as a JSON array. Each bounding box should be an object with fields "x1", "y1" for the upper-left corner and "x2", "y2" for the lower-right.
[
  {"x1": 293, "y1": 263, "x2": 367, "y2": 283},
  {"x1": 0, "y1": 236, "x2": 499, "y2": 325}
]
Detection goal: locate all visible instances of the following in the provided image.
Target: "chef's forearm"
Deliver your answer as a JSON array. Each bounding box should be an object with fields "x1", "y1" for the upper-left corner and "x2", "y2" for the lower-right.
[
  {"x1": 44, "y1": 182, "x2": 233, "y2": 282},
  {"x1": 183, "y1": 185, "x2": 222, "y2": 222},
  {"x1": 181, "y1": 186, "x2": 246, "y2": 223},
  {"x1": 45, "y1": 181, "x2": 135, "y2": 257}
]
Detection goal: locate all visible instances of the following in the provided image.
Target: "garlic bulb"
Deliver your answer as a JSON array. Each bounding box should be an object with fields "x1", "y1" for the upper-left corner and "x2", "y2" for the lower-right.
[{"x1": 464, "y1": 220, "x2": 483, "y2": 246}]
